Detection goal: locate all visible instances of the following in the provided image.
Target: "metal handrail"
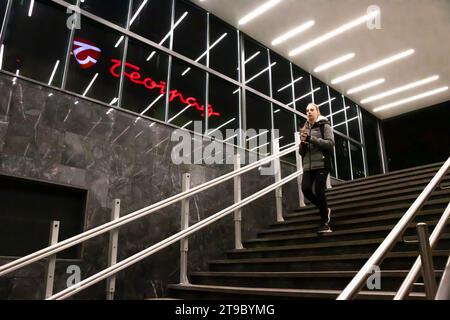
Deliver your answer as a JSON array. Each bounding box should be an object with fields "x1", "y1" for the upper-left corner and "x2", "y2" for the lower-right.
[
  {"x1": 48, "y1": 168, "x2": 303, "y2": 299},
  {"x1": 337, "y1": 156, "x2": 450, "y2": 300},
  {"x1": 435, "y1": 254, "x2": 450, "y2": 299},
  {"x1": 0, "y1": 144, "x2": 298, "y2": 288},
  {"x1": 394, "y1": 202, "x2": 450, "y2": 299}
]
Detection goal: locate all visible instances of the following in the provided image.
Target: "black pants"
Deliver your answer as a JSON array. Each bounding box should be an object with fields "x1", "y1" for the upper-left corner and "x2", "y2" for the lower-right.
[{"x1": 302, "y1": 169, "x2": 330, "y2": 225}]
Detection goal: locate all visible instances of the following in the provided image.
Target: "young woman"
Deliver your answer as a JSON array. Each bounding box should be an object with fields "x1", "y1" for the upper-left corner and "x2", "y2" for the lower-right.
[{"x1": 299, "y1": 103, "x2": 335, "y2": 233}]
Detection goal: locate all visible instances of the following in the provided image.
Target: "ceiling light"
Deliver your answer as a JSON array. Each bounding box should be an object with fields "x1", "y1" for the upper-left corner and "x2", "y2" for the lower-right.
[
  {"x1": 331, "y1": 49, "x2": 414, "y2": 84},
  {"x1": 271, "y1": 20, "x2": 315, "y2": 46},
  {"x1": 289, "y1": 10, "x2": 380, "y2": 56},
  {"x1": 238, "y1": 0, "x2": 282, "y2": 26},
  {"x1": 314, "y1": 53, "x2": 355, "y2": 73},
  {"x1": 277, "y1": 76, "x2": 303, "y2": 92},
  {"x1": 373, "y1": 86, "x2": 448, "y2": 112},
  {"x1": 130, "y1": 0, "x2": 148, "y2": 26},
  {"x1": 361, "y1": 75, "x2": 439, "y2": 104},
  {"x1": 347, "y1": 79, "x2": 385, "y2": 94}
]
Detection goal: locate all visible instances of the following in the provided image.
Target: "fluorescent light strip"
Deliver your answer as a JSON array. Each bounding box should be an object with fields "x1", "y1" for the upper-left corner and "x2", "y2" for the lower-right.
[
  {"x1": 109, "y1": 97, "x2": 119, "y2": 105},
  {"x1": 373, "y1": 86, "x2": 448, "y2": 113},
  {"x1": 277, "y1": 76, "x2": 303, "y2": 92},
  {"x1": 247, "y1": 130, "x2": 268, "y2": 142},
  {"x1": 82, "y1": 73, "x2": 99, "y2": 96},
  {"x1": 134, "y1": 117, "x2": 141, "y2": 124},
  {"x1": 147, "y1": 12, "x2": 188, "y2": 61},
  {"x1": 274, "y1": 109, "x2": 281, "y2": 114},
  {"x1": 238, "y1": 0, "x2": 282, "y2": 26},
  {"x1": 347, "y1": 78, "x2": 385, "y2": 94},
  {"x1": 318, "y1": 97, "x2": 336, "y2": 107},
  {"x1": 250, "y1": 142, "x2": 270, "y2": 151},
  {"x1": 115, "y1": 36, "x2": 124, "y2": 48},
  {"x1": 130, "y1": 0, "x2": 148, "y2": 25},
  {"x1": 290, "y1": 10, "x2": 380, "y2": 56},
  {"x1": 181, "y1": 120, "x2": 193, "y2": 129},
  {"x1": 361, "y1": 75, "x2": 439, "y2": 104},
  {"x1": 0, "y1": 44, "x2": 5, "y2": 70},
  {"x1": 28, "y1": 0, "x2": 35, "y2": 17},
  {"x1": 168, "y1": 105, "x2": 192, "y2": 123},
  {"x1": 314, "y1": 53, "x2": 355, "y2": 73},
  {"x1": 326, "y1": 106, "x2": 350, "y2": 118},
  {"x1": 47, "y1": 60, "x2": 60, "y2": 85},
  {"x1": 224, "y1": 134, "x2": 238, "y2": 142},
  {"x1": 208, "y1": 118, "x2": 236, "y2": 136},
  {"x1": 333, "y1": 115, "x2": 359, "y2": 128},
  {"x1": 140, "y1": 94, "x2": 164, "y2": 115},
  {"x1": 245, "y1": 62, "x2": 277, "y2": 84},
  {"x1": 287, "y1": 87, "x2": 321, "y2": 107},
  {"x1": 272, "y1": 20, "x2": 315, "y2": 46},
  {"x1": 237, "y1": 51, "x2": 261, "y2": 70},
  {"x1": 182, "y1": 33, "x2": 228, "y2": 76},
  {"x1": 332, "y1": 49, "x2": 415, "y2": 84}
]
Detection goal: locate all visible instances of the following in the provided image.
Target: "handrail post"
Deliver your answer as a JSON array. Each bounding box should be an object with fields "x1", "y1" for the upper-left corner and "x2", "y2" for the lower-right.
[
  {"x1": 273, "y1": 139, "x2": 284, "y2": 222},
  {"x1": 106, "y1": 199, "x2": 120, "y2": 300},
  {"x1": 416, "y1": 223, "x2": 438, "y2": 299},
  {"x1": 435, "y1": 254, "x2": 450, "y2": 299},
  {"x1": 294, "y1": 132, "x2": 305, "y2": 207},
  {"x1": 180, "y1": 173, "x2": 190, "y2": 285},
  {"x1": 44, "y1": 220, "x2": 60, "y2": 299},
  {"x1": 234, "y1": 154, "x2": 244, "y2": 249}
]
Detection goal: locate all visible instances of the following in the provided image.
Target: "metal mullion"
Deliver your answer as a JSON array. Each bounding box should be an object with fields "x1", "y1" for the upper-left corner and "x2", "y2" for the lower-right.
[
  {"x1": 117, "y1": 0, "x2": 133, "y2": 109},
  {"x1": 267, "y1": 48, "x2": 275, "y2": 150},
  {"x1": 205, "y1": 12, "x2": 210, "y2": 134},
  {"x1": 238, "y1": 32, "x2": 247, "y2": 149},
  {"x1": 327, "y1": 86, "x2": 338, "y2": 179},
  {"x1": 0, "y1": 0, "x2": 13, "y2": 48},
  {"x1": 357, "y1": 105, "x2": 368, "y2": 177},
  {"x1": 164, "y1": 0, "x2": 176, "y2": 122},
  {"x1": 61, "y1": 0, "x2": 81, "y2": 89},
  {"x1": 377, "y1": 119, "x2": 388, "y2": 173},
  {"x1": 342, "y1": 96, "x2": 354, "y2": 180}
]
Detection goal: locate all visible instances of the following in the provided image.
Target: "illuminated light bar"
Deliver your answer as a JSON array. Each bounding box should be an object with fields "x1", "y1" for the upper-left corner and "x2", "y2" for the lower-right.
[
  {"x1": 332, "y1": 49, "x2": 415, "y2": 84},
  {"x1": 182, "y1": 33, "x2": 228, "y2": 76},
  {"x1": 333, "y1": 115, "x2": 359, "y2": 128},
  {"x1": 317, "y1": 97, "x2": 336, "y2": 107},
  {"x1": 168, "y1": 104, "x2": 192, "y2": 123},
  {"x1": 247, "y1": 130, "x2": 268, "y2": 142},
  {"x1": 140, "y1": 94, "x2": 164, "y2": 115},
  {"x1": 373, "y1": 86, "x2": 448, "y2": 113},
  {"x1": 289, "y1": 10, "x2": 380, "y2": 56},
  {"x1": 224, "y1": 134, "x2": 238, "y2": 142},
  {"x1": 147, "y1": 12, "x2": 188, "y2": 61},
  {"x1": 109, "y1": 97, "x2": 119, "y2": 105},
  {"x1": 48, "y1": 60, "x2": 60, "y2": 86},
  {"x1": 245, "y1": 62, "x2": 277, "y2": 84},
  {"x1": 277, "y1": 76, "x2": 303, "y2": 92},
  {"x1": 106, "y1": 108, "x2": 114, "y2": 115},
  {"x1": 82, "y1": 73, "x2": 99, "y2": 96},
  {"x1": 181, "y1": 120, "x2": 193, "y2": 129},
  {"x1": 28, "y1": 0, "x2": 35, "y2": 17},
  {"x1": 287, "y1": 87, "x2": 321, "y2": 107},
  {"x1": 208, "y1": 118, "x2": 236, "y2": 135},
  {"x1": 314, "y1": 53, "x2": 355, "y2": 73},
  {"x1": 361, "y1": 75, "x2": 439, "y2": 104},
  {"x1": 238, "y1": 0, "x2": 282, "y2": 26},
  {"x1": 0, "y1": 44, "x2": 5, "y2": 70},
  {"x1": 271, "y1": 20, "x2": 315, "y2": 46},
  {"x1": 130, "y1": 0, "x2": 148, "y2": 25},
  {"x1": 326, "y1": 106, "x2": 350, "y2": 118},
  {"x1": 250, "y1": 142, "x2": 270, "y2": 151},
  {"x1": 347, "y1": 78, "x2": 385, "y2": 94},
  {"x1": 237, "y1": 51, "x2": 261, "y2": 70},
  {"x1": 115, "y1": 36, "x2": 124, "y2": 48},
  {"x1": 274, "y1": 109, "x2": 281, "y2": 114},
  {"x1": 134, "y1": 117, "x2": 141, "y2": 124}
]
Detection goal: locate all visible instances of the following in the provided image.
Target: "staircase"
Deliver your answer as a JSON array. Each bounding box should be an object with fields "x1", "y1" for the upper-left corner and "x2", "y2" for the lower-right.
[{"x1": 168, "y1": 162, "x2": 450, "y2": 300}]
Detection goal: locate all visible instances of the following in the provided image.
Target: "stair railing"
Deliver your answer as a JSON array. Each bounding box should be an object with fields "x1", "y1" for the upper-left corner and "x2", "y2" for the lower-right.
[
  {"x1": 0, "y1": 136, "x2": 303, "y2": 300},
  {"x1": 337, "y1": 156, "x2": 450, "y2": 300}
]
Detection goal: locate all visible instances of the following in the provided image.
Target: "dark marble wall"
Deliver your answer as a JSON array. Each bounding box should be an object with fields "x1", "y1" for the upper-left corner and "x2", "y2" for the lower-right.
[{"x1": 0, "y1": 73, "x2": 301, "y2": 299}]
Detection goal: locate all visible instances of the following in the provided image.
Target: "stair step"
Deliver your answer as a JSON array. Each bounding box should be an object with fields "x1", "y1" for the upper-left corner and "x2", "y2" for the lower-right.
[{"x1": 168, "y1": 284, "x2": 427, "y2": 300}]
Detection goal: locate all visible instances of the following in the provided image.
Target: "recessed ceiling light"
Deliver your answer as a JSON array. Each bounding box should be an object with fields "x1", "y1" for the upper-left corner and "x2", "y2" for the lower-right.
[
  {"x1": 373, "y1": 86, "x2": 448, "y2": 112},
  {"x1": 361, "y1": 75, "x2": 439, "y2": 104},
  {"x1": 347, "y1": 79, "x2": 385, "y2": 95},
  {"x1": 239, "y1": 0, "x2": 282, "y2": 26},
  {"x1": 289, "y1": 10, "x2": 380, "y2": 56},
  {"x1": 314, "y1": 53, "x2": 355, "y2": 73},
  {"x1": 271, "y1": 20, "x2": 315, "y2": 46},
  {"x1": 331, "y1": 49, "x2": 414, "y2": 84}
]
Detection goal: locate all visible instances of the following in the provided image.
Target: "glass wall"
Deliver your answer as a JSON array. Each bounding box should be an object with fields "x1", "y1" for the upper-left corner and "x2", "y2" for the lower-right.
[{"x1": 0, "y1": 0, "x2": 385, "y2": 181}]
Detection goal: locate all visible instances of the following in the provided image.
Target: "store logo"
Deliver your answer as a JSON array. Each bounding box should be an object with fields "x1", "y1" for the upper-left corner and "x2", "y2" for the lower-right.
[{"x1": 73, "y1": 38, "x2": 101, "y2": 69}]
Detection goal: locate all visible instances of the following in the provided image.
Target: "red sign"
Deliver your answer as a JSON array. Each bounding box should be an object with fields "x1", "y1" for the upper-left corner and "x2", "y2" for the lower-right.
[
  {"x1": 109, "y1": 59, "x2": 221, "y2": 118},
  {"x1": 73, "y1": 38, "x2": 102, "y2": 69}
]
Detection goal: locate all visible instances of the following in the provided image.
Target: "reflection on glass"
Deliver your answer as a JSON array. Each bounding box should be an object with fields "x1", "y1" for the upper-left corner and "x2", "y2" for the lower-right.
[
  {"x1": 335, "y1": 135, "x2": 352, "y2": 180},
  {"x1": 208, "y1": 75, "x2": 239, "y2": 143},
  {"x1": 329, "y1": 87, "x2": 347, "y2": 135},
  {"x1": 80, "y1": 0, "x2": 130, "y2": 27},
  {"x1": 244, "y1": 37, "x2": 270, "y2": 96},
  {"x1": 270, "y1": 52, "x2": 294, "y2": 105},
  {"x1": 66, "y1": 18, "x2": 124, "y2": 104},
  {"x1": 350, "y1": 142, "x2": 365, "y2": 179},
  {"x1": 311, "y1": 76, "x2": 330, "y2": 117},
  {"x1": 121, "y1": 40, "x2": 169, "y2": 121},
  {"x1": 2, "y1": 0, "x2": 69, "y2": 86},
  {"x1": 246, "y1": 92, "x2": 272, "y2": 155},
  {"x1": 292, "y1": 66, "x2": 311, "y2": 113},
  {"x1": 362, "y1": 109, "x2": 383, "y2": 175},
  {"x1": 169, "y1": 58, "x2": 206, "y2": 130},
  {"x1": 173, "y1": 0, "x2": 207, "y2": 63}
]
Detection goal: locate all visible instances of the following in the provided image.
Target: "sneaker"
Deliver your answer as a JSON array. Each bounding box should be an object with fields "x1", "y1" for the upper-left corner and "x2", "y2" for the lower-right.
[{"x1": 317, "y1": 224, "x2": 332, "y2": 234}]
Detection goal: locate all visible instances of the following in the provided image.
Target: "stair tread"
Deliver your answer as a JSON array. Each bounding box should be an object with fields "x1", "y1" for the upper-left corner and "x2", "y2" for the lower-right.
[{"x1": 190, "y1": 270, "x2": 443, "y2": 277}]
